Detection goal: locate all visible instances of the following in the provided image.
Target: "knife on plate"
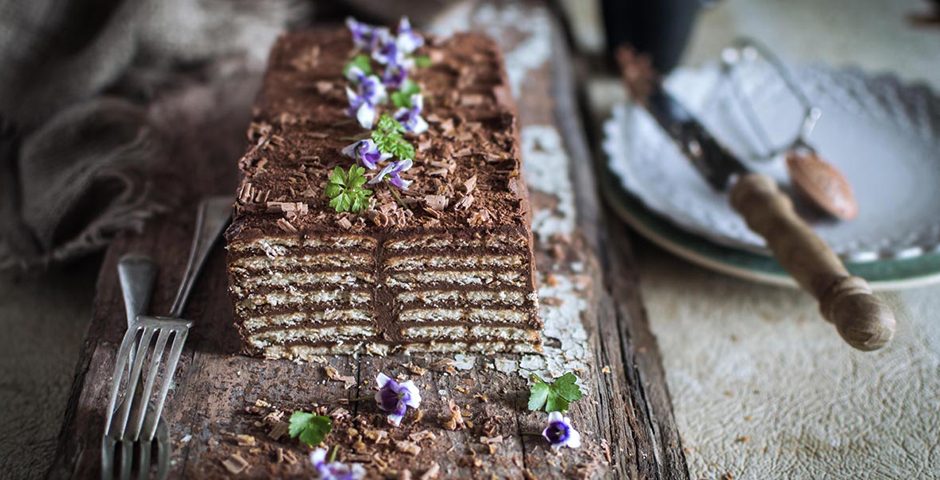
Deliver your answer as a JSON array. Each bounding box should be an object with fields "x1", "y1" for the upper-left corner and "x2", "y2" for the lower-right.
[{"x1": 616, "y1": 47, "x2": 896, "y2": 351}]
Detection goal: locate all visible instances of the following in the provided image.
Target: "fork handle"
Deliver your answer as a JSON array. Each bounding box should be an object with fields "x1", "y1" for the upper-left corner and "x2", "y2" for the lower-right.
[
  {"x1": 168, "y1": 196, "x2": 232, "y2": 318},
  {"x1": 118, "y1": 254, "x2": 157, "y2": 326},
  {"x1": 730, "y1": 173, "x2": 896, "y2": 351}
]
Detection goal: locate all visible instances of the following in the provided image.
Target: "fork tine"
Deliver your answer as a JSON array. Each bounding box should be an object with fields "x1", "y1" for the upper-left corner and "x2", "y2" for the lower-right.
[
  {"x1": 119, "y1": 440, "x2": 134, "y2": 480},
  {"x1": 155, "y1": 419, "x2": 170, "y2": 480},
  {"x1": 136, "y1": 440, "x2": 152, "y2": 480},
  {"x1": 128, "y1": 329, "x2": 171, "y2": 440},
  {"x1": 144, "y1": 328, "x2": 188, "y2": 440},
  {"x1": 117, "y1": 326, "x2": 156, "y2": 438},
  {"x1": 101, "y1": 436, "x2": 116, "y2": 480},
  {"x1": 106, "y1": 326, "x2": 142, "y2": 435}
]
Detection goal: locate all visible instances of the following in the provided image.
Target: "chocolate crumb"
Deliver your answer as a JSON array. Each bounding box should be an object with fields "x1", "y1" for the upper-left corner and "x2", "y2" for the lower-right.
[
  {"x1": 324, "y1": 365, "x2": 356, "y2": 389},
  {"x1": 395, "y1": 440, "x2": 422, "y2": 456},
  {"x1": 315, "y1": 81, "x2": 333, "y2": 94},
  {"x1": 336, "y1": 217, "x2": 353, "y2": 230},
  {"x1": 404, "y1": 362, "x2": 428, "y2": 376},
  {"x1": 541, "y1": 297, "x2": 563, "y2": 306},
  {"x1": 276, "y1": 217, "x2": 298, "y2": 233},
  {"x1": 222, "y1": 453, "x2": 250, "y2": 475},
  {"x1": 419, "y1": 462, "x2": 441, "y2": 480},
  {"x1": 442, "y1": 400, "x2": 466, "y2": 431}
]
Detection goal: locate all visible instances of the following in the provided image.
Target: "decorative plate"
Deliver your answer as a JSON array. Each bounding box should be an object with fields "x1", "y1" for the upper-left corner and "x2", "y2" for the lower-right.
[
  {"x1": 598, "y1": 166, "x2": 940, "y2": 291},
  {"x1": 603, "y1": 64, "x2": 940, "y2": 263}
]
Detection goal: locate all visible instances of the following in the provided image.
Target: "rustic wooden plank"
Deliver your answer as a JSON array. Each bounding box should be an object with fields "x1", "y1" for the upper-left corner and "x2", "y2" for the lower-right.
[
  {"x1": 547, "y1": 6, "x2": 690, "y2": 479},
  {"x1": 49, "y1": 4, "x2": 689, "y2": 479}
]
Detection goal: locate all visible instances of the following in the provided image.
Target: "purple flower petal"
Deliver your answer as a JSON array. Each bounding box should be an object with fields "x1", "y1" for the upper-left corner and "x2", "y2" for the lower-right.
[
  {"x1": 395, "y1": 17, "x2": 424, "y2": 54},
  {"x1": 374, "y1": 371, "x2": 421, "y2": 426},
  {"x1": 383, "y1": 65, "x2": 409, "y2": 89},
  {"x1": 310, "y1": 447, "x2": 366, "y2": 480},
  {"x1": 342, "y1": 139, "x2": 389, "y2": 169},
  {"x1": 542, "y1": 412, "x2": 582, "y2": 449},
  {"x1": 394, "y1": 96, "x2": 428, "y2": 134},
  {"x1": 346, "y1": 17, "x2": 374, "y2": 50}
]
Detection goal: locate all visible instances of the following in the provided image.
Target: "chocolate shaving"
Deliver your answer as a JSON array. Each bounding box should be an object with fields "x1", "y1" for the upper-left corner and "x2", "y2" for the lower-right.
[
  {"x1": 423, "y1": 195, "x2": 449, "y2": 211},
  {"x1": 222, "y1": 453, "x2": 250, "y2": 475},
  {"x1": 324, "y1": 365, "x2": 356, "y2": 389},
  {"x1": 453, "y1": 194, "x2": 474, "y2": 211},
  {"x1": 419, "y1": 463, "x2": 441, "y2": 480},
  {"x1": 290, "y1": 45, "x2": 320, "y2": 71},
  {"x1": 315, "y1": 81, "x2": 333, "y2": 94},
  {"x1": 394, "y1": 440, "x2": 422, "y2": 456},
  {"x1": 442, "y1": 399, "x2": 466, "y2": 431},
  {"x1": 276, "y1": 218, "x2": 297, "y2": 233},
  {"x1": 462, "y1": 175, "x2": 477, "y2": 194}
]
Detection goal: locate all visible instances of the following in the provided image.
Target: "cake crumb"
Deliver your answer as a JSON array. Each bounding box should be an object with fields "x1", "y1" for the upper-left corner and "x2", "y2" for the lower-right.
[
  {"x1": 222, "y1": 453, "x2": 249, "y2": 475},
  {"x1": 419, "y1": 463, "x2": 441, "y2": 480}
]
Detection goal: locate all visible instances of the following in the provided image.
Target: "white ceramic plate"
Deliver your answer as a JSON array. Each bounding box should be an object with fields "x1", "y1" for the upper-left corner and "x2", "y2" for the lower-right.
[{"x1": 604, "y1": 64, "x2": 940, "y2": 263}]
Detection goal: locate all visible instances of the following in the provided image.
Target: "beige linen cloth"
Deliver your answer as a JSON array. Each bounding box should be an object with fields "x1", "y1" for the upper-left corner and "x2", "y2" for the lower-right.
[{"x1": 0, "y1": 0, "x2": 305, "y2": 271}]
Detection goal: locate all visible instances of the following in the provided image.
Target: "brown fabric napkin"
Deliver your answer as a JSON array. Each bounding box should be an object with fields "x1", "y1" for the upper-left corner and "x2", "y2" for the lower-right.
[
  {"x1": 0, "y1": 98, "x2": 168, "y2": 270},
  {"x1": 0, "y1": 0, "x2": 307, "y2": 272}
]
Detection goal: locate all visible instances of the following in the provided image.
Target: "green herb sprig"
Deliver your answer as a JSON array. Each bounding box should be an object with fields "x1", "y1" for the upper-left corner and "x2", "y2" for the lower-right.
[
  {"x1": 390, "y1": 80, "x2": 421, "y2": 109},
  {"x1": 325, "y1": 165, "x2": 372, "y2": 213},
  {"x1": 527, "y1": 372, "x2": 584, "y2": 413},
  {"x1": 288, "y1": 411, "x2": 332, "y2": 447},
  {"x1": 343, "y1": 54, "x2": 373, "y2": 77},
  {"x1": 371, "y1": 114, "x2": 415, "y2": 160}
]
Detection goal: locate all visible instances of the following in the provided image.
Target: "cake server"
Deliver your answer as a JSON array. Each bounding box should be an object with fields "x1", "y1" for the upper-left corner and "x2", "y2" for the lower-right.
[
  {"x1": 616, "y1": 48, "x2": 895, "y2": 351},
  {"x1": 104, "y1": 196, "x2": 232, "y2": 447}
]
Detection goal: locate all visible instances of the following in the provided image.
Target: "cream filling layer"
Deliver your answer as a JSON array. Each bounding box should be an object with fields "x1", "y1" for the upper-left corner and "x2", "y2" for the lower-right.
[
  {"x1": 387, "y1": 270, "x2": 526, "y2": 289},
  {"x1": 383, "y1": 233, "x2": 525, "y2": 251},
  {"x1": 385, "y1": 254, "x2": 524, "y2": 270},
  {"x1": 400, "y1": 325, "x2": 539, "y2": 342},
  {"x1": 236, "y1": 290, "x2": 372, "y2": 310},
  {"x1": 242, "y1": 309, "x2": 372, "y2": 331},
  {"x1": 396, "y1": 289, "x2": 531, "y2": 306},
  {"x1": 231, "y1": 271, "x2": 375, "y2": 294},
  {"x1": 248, "y1": 325, "x2": 376, "y2": 348},
  {"x1": 230, "y1": 252, "x2": 373, "y2": 270},
  {"x1": 398, "y1": 308, "x2": 531, "y2": 324},
  {"x1": 229, "y1": 235, "x2": 377, "y2": 253}
]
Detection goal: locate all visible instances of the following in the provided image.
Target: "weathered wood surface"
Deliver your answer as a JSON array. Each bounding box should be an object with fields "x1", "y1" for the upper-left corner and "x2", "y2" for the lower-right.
[{"x1": 48, "y1": 3, "x2": 688, "y2": 478}]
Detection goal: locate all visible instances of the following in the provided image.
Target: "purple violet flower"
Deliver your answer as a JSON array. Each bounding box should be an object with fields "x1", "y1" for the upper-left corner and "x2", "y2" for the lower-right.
[
  {"x1": 346, "y1": 17, "x2": 375, "y2": 51},
  {"x1": 345, "y1": 65, "x2": 366, "y2": 84},
  {"x1": 374, "y1": 372, "x2": 421, "y2": 425},
  {"x1": 368, "y1": 159, "x2": 413, "y2": 191},
  {"x1": 309, "y1": 448, "x2": 365, "y2": 480},
  {"x1": 341, "y1": 139, "x2": 390, "y2": 170},
  {"x1": 345, "y1": 75, "x2": 386, "y2": 129},
  {"x1": 395, "y1": 17, "x2": 424, "y2": 54},
  {"x1": 394, "y1": 94, "x2": 428, "y2": 134},
  {"x1": 371, "y1": 28, "x2": 406, "y2": 67},
  {"x1": 542, "y1": 412, "x2": 582, "y2": 450},
  {"x1": 382, "y1": 64, "x2": 409, "y2": 89}
]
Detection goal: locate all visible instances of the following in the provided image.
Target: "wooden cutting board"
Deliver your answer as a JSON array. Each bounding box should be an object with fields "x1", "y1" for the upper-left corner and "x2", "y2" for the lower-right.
[{"x1": 48, "y1": 4, "x2": 687, "y2": 478}]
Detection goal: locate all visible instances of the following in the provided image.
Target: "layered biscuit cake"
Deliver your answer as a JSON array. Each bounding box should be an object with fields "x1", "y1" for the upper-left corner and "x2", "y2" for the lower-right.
[{"x1": 225, "y1": 27, "x2": 541, "y2": 359}]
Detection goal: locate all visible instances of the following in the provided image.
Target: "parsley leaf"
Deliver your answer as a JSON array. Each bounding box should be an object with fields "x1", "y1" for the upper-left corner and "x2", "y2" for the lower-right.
[
  {"x1": 343, "y1": 54, "x2": 372, "y2": 77},
  {"x1": 414, "y1": 54, "x2": 432, "y2": 68},
  {"x1": 391, "y1": 80, "x2": 422, "y2": 109},
  {"x1": 371, "y1": 114, "x2": 415, "y2": 160},
  {"x1": 288, "y1": 411, "x2": 332, "y2": 447},
  {"x1": 527, "y1": 372, "x2": 584, "y2": 413},
  {"x1": 325, "y1": 165, "x2": 372, "y2": 213}
]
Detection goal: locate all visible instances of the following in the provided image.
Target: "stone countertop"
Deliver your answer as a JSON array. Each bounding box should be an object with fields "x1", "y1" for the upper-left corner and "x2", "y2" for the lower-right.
[{"x1": 584, "y1": 0, "x2": 940, "y2": 477}]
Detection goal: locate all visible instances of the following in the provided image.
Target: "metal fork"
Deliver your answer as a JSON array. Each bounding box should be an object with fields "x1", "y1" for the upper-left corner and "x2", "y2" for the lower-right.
[
  {"x1": 102, "y1": 197, "x2": 232, "y2": 476},
  {"x1": 102, "y1": 254, "x2": 170, "y2": 479}
]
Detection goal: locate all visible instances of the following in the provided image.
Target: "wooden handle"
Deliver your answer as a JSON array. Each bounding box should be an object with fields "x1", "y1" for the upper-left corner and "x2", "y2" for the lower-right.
[{"x1": 729, "y1": 173, "x2": 895, "y2": 351}]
